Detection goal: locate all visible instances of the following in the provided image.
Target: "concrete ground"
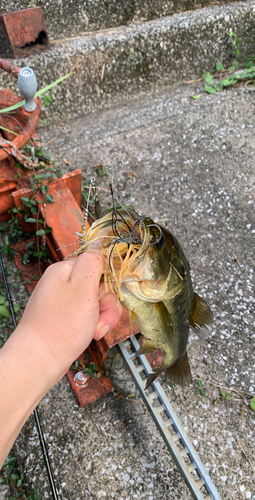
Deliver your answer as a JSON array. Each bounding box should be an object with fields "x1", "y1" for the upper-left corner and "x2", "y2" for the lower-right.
[{"x1": 0, "y1": 81, "x2": 255, "y2": 500}]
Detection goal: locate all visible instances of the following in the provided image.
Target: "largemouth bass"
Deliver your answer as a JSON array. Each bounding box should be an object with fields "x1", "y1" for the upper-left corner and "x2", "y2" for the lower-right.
[{"x1": 78, "y1": 206, "x2": 213, "y2": 388}]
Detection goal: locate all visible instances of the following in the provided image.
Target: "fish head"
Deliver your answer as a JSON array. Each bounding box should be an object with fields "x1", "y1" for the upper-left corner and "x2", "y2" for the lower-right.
[
  {"x1": 79, "y1": 207, "x2": 187, "y2": 302},
  {"x1": 122, "y1": 217, "x2": 187, "y2": 302}
]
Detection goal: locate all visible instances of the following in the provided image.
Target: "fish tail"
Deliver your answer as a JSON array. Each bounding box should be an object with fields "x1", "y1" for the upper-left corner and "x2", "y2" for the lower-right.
[
  {"x1": 165, "y1": 353, "x2": 192, "y2": 386},
  {"x1": 144, "y1": 353, "x2": 192, "y2": 389}
]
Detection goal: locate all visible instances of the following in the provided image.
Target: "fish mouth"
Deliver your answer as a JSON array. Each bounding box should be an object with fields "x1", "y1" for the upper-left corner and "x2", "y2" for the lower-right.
[{"x1": 79, "y1": 207, "x2": 158, "y2": 299}]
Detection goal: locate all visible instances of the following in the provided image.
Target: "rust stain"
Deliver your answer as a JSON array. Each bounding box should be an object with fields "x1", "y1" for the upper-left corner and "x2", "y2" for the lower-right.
[{"x1": 0, "y1": 8, "x2": 50, "y2": 59}]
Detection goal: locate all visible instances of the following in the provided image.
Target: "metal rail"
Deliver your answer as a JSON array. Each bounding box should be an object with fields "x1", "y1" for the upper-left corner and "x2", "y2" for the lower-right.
[{"x1": 118, "y1": 336, "x2": 221, "y2": 500}]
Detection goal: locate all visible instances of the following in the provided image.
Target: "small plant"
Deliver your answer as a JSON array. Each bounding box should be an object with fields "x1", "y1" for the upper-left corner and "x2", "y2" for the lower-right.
[
  {"x1": 201, "y1": 31, "x2": 255, "y2": 95},
  {"x1": 70, "y1": 358, "x2": 100, "y2": 377},
  {"x1": 165, "y1": 376, "x2": 173, "y2": 388},
  {"x1": 83, "y1": 362, "x2": 98, "y2": 376},
  {"x1": 97, "y1": 164, "x2": 108, "y2": 178},
  {"x1": 250, "y1": 397, "x2": 255, "y2": 411},
  {"x1": 196, "y1": 379, "x2": 206, "y2": 398},
  {"x1": 1, "y1": 455, "x2": 41, "y2": 499},
  {"x1": 42, "y1": 94, "x2": 53, "y2": 108},
  {"x1": 230, "y1": 31, "x2": 242, "y2": 59},
  {"x1": 220, "y1": 389, "x2": 233, "y2": 401},
  {"x1": 0, "y1": 155, "x2": 63, "y2": 268}
]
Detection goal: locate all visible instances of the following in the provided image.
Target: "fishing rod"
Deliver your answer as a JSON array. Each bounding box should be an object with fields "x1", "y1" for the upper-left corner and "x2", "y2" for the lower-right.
[{"x1": 0, "y1": 252, "x2": 59, "y2": 500}]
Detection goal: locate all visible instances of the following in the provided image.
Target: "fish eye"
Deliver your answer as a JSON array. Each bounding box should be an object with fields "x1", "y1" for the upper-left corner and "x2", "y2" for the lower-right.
[{"x1": 155, "y1": 236, "x2": 164, "y2": 249}]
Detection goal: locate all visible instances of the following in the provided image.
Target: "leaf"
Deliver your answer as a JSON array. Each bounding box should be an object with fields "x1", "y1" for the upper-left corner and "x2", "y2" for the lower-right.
[
  {"x1": 40, "y1": 185, "x2": 48, "y2": 194},
  {"x1": 204, "y1": 72, "x2": 214, "y2": 85},
  {"x1": 35, "y1": 229, "x2": 45, "y2": 236},
  {"x1": 0, "y1": 72, "x2": 73, "y2": 114},
  {"x1": 204, "y1": 85, "x2": 216, "y2": 94},
  {"x1": 13, "y1": 304, "x2": 19, "y2": 312},
  {"x1": 216, "y1": 61, "x2": 223, "y2": 71},
  {"x1": 26, "y1": 241, "x2": 34, "y2": 249},
  {"x1": 220, "y1": 389, "x2": 227, "y2": 397},
  {"x1": 0, "y1": 125, "x2": 19, "y2": 136},
  {"x1": 0, "y1": 306, "x2": 10, "y2": 318},
  {"x1": 214, "y1": 83, "x2": 224, "y2": 92},
  {"x1": 24, "y1": 217, "x2": 37, "y2": 224},
  {"x1": 0, "y1": 295, "x2": 5, "y2": 304},
  {"x1": 22, "y1": 253, "x2": 30, "y2": 263},
  {"x1": 214, "y1": 398, "x2": 220, "y2": 406},
  {"x1": 199, "y1": 389, "x2": 206, "y2": 398},
  {"x1": 196, "y1": 380, "x2": 203, "y2": 388},
  {"x1": 31, "y1": 207, "x2": 37, "y2": 215},
  {"x1": 46, "y1": 194, "x2": 55, "y2": 203},
  {"x1": 221, "y1": 78, "x2": 234, "y2": 87},
  {"x1": 192, "y1": 95, "x2": 200, "y2": 99},
  {"x1": 1, "y1": 478, "x2": 7, "y2": 484},
  {"x1": 249, "y1": 397, "x2": 255, "y2": 411}
]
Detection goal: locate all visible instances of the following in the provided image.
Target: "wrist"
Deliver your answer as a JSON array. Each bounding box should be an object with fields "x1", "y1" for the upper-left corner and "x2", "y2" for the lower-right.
[
  {"x1": 0, "y1": 326, "x2": 59, "y2": 467},
  {"x1": 11, "y1": 323, "x2": 65, "y2": 390}
]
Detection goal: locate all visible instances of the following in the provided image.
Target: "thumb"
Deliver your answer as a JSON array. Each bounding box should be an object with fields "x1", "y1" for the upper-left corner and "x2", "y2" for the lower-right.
[{"x1": 70, "y1": 252, "x2": 104, "y2": 301}]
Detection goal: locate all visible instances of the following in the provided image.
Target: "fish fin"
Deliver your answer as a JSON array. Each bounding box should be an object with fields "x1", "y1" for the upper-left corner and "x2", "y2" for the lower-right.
[
  {"x1": 154, "y1": 302, "x2": 173, "y2": 337},
  {"x1": 145, "y1": 369, "x2": 161, "y2": 389},
  {"x1": 128, "y1": 309, "x2": 137, "y2": 336},
  {"x1": 136, "y1": 339, "x2": 158, "y2": 356},
  {"x1": 165, "y1": 353, "x2": 192, "y2": 386},
  {"x1": 189, "y1": 292, "x2": 213, "y2": 339}
]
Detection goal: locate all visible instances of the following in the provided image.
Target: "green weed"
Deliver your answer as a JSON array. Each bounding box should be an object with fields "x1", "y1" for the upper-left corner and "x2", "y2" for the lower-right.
[
  {"x1": 2, "y1": 455, "x2": 41, "y2": 499},
  {"x1": 196, "y1": 379, "x2": 206, "y2": 398},
  {"x1": 201, "y1": 32, "x2": 255, "y2": 95}
]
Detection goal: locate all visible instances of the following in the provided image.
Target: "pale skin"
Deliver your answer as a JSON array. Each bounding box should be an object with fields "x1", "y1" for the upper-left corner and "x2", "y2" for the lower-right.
[{"x1": 0, "y1": 252, "x2": 122, "y2": 468}]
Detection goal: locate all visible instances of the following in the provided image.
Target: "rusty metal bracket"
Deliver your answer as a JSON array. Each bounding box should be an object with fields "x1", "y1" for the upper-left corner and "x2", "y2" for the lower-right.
[{"x1": 0, "y1": 8, "x2": 50, "y2": 59}]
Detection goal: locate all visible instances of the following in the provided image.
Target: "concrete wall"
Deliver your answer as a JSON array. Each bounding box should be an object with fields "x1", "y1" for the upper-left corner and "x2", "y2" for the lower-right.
[
  {"x1": 0, "y1": 2, "x2": 255, "y2": 120},
  {"x1": 0, "y1": 0, "x2": 248, "y2": 39}
]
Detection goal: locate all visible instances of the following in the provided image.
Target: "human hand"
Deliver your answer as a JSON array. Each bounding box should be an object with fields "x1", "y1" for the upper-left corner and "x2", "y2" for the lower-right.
[
  {"x1": 0, "y1": 252, "x2": 123, "y2": 465},
  {"x1": 16, "y1": 252, "x2": 122, "y2": 381}
]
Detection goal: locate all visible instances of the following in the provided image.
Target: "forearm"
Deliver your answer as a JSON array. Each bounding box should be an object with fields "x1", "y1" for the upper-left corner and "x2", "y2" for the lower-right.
[
  {"x1": 0, "y1": 253, "x2": 122, "y2": 468},
  {"x1": 0, "y1": 325, "x2": 59, "y2": 468}
]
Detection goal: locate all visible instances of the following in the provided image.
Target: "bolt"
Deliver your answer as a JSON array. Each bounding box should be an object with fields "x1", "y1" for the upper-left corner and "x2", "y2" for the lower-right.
[{"x1": 73, "y1": 371, "x2": 89, "y2": 387}]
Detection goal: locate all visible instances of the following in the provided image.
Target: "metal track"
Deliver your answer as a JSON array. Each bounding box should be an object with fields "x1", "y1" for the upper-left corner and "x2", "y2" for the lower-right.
[{"x1": 118, "y1": 336, "x2": 221, "y2": 500}]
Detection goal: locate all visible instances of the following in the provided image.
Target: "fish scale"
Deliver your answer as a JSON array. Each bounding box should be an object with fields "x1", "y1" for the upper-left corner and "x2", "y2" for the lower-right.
[{"x1": 118, "y1": 335, "x2": 221, "y2": 500}]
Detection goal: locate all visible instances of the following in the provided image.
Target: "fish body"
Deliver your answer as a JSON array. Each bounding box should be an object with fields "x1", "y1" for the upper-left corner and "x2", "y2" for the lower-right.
[{"x1": 80, "y1": 207, "x2": 213, "y2": 388}]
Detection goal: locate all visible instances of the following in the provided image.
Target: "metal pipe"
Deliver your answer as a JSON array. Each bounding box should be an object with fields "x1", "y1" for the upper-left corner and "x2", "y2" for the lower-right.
[{"x1": 0, "y1": 252, "x2": 59, "y2": 500}]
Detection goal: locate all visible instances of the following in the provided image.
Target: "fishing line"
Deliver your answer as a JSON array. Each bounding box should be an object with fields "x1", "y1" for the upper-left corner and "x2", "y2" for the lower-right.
[
  {"x1": 130, "y1": 215, "x2": 147, "y2": 243},
  {"x1": 110, "y1": 184, "x2": 122, "y2": 239},
  {"x1": 0, "y1": 252, "x2": 59, "y2": 500}
]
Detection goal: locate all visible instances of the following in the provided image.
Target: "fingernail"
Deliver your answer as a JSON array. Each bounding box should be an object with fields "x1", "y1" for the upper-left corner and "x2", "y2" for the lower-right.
[{"x1": 95, "y1": 324, "x2": 110, "y2": 340}]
